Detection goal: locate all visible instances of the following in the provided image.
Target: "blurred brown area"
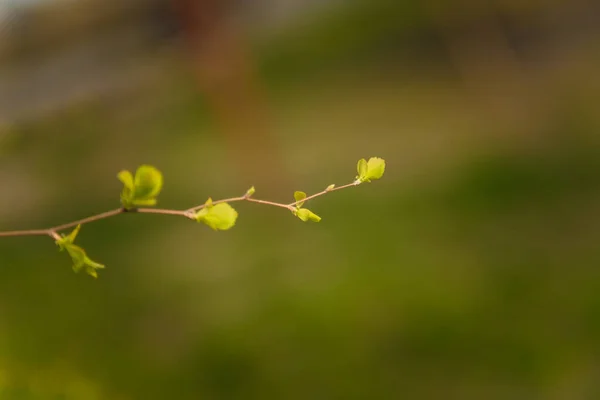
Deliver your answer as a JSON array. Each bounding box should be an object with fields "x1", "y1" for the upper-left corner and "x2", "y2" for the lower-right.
[
  {"x1": 1, "y1": 0, "x2": 288, "y2": 192},
  {"x1": 1, "y1": 0, "x2": 600, "y2": 399},
  {"x1": 170, "y1": 0, "x2": 288, "y2": 193}
]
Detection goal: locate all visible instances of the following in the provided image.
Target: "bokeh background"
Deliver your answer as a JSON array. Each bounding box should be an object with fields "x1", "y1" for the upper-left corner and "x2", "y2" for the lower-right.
[{"x1": 1, "y1": 0, "x2": 600, "y2": 398}]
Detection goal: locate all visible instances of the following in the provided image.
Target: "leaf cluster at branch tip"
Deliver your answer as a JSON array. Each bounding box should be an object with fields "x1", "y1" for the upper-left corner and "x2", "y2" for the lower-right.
[{"x1": 356, "y1": 157, "x2": 386, "y2": 183}]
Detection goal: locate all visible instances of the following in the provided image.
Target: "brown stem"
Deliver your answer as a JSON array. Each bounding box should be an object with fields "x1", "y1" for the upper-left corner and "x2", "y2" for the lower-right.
[
  {"x1": 136, "y1": 208, "x2": 192, "y2": 218},
  {"x1": 0, "y1": 229, "x2": 52, "y2": 238},
  {"x1": 287, "y1": 182, "x2": 359, "y2": 207},
  {"x1": 0, "y1": 181, "x2": 362, "y2": 239},
  {"x1": 247, "y1": 198, "x2": 295, "y2": 211},
  {"x1": 51, "y1": 209, "x2": 124, "y2": 232}
]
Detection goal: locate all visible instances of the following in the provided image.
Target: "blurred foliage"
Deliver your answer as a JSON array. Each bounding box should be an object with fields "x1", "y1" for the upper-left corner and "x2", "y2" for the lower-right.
[
  {"x1": 258, "y1": 0, "x2": 430, "y2": 81},
  {"x1": 2, "y1": 124, "x2": 600, "y2": 398},
  {"x1": 2, "y1": 0, "x2": 600, "y2": 398}
]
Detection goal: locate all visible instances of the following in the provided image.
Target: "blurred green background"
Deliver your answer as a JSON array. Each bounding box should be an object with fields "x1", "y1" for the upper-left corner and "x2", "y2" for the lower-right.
[{"x1": 2, "y1": 0, "x2": 600, "y2": 398}]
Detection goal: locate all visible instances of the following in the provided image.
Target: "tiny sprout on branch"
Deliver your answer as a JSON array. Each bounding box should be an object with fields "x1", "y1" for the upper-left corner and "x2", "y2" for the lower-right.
[
  {"x1": 245, "y1": 186, "x2": 256, "y2": 197},
  {"x1": 0, "y1": 157, "x2": 386, "y2": 278},
  {"x1": 356, "y1": 157, "x2": 386, "y2": 184}
]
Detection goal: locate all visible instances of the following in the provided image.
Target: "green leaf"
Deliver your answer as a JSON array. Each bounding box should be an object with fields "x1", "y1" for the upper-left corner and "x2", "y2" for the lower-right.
[
  {"x1": 195, "y1": 202, "x2": 238, "y2": 231},
  {"x1": 326, "y1": 184, "x2": 335, "y2": 192},
  {"x1": 357, "y1": 158, "x2": 368, "y2": 181},
  {"x1": 65, "y1": 244, "x2": 86, "y2": 270},
  {"x1": 133, "y1": 165, "x2": 163, "y2": 200},
  {"x1": 119, "y1": 165, "x2": 163, "y2": 209},
  {"x1": 296, "y1": 208, "x2": 321, "y2": 222},
  {"x1": 246, "y1": 186, "x2": 256, "y2": 197},
  {"x1": 117, "y1": 170, "x2": 135, "y2": 208},
  {"x1": 356, "y1": 157, "x2": 386, "y2": 183},
  {"x1": 294, "y1": 191, "x2": 307, "y2": 208},
  {"x1": 128, "y1": 198, "x2": 157, "y2": 207},
  {"x1": 117, "y1": 170, "x2": 134, "y2": 192},
  {"x1": 56, "y1": 224, "x2": 81, "y2": 248},
  {"x1": 54, "y1": 225, "x2": 105, "y2": 278},
  {"x1": 63, "y1": 244, "x2": 105, "y2": 278},
  {"x1": 83, "y1": 255, "x2": 105, "y2": 279},
  {"x1": 366, "y1": 157, "x2": 386, "y2": 181}
]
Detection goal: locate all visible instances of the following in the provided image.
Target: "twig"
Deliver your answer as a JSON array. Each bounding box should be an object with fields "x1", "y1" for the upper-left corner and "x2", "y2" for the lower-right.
[
  {"x1": 0, "y1": 181, "x2": 359, "y2": 238},
  {"x1": 288, "y1": 182, "x2": 359, "y2": 207}
]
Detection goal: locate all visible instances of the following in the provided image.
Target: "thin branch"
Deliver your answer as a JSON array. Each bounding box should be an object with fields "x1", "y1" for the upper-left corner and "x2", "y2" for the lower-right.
[
  {"x1": 186, "y1": 196, "x2": 295, "y2": 212},
  {"x1": 0, "y1": 180, "x2": 361, "y2": 239},
  {"x1": 51, "y1": 208, "x2": 124, "y2": 232},
  {"x1": 49, "y1": 231, "x2": 61, "y2": 241},
  {"x1": 288, "y1": 181, "x2": 359, "y2": 207},
  {"x1": 247, "y1": 198, "x2": 295, "y2": 210},
  {"x1": 187, "y1": 196, "x2": 246, "y2": 213},
  {"x1": 0, "y1": 228, "x2": 53, "y2": 238},
  {"x1": 136, "y1": 208, "x2": 192, "y2": 218}
]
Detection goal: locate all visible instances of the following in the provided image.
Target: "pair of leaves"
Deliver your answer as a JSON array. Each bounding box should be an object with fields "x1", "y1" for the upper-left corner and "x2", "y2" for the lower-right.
[
  {"x1": 194, "y1": 198, "x2": 238, "y2": 231},
  {"x1": 55, "y1": 225, "x2": 104, "y2": 278},
  {"x1": 118, "y1": 165, "x2": 163, "y2": 209},
  {"x1": 356, "y1": 157, "x2": 386, "y2": 183},
  {"x1": 292, "y1": 191, "x2": 321, "y2": 222}
]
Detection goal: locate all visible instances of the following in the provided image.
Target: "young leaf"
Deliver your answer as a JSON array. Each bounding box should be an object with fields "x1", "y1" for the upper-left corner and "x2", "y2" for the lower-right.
[
  {"x1": 63, "y1": 244, "x2": 105, "y2": 278},
  {"x1": 366, "y1": 157, "x2": 386, "y2": 181},
  {"x1": 246, "y1": 186, "x2": 256, "y2": 197},
  {"x1": 326, "y1": 184, "x2": 335, "y2": 192},
  {"x1": 133, "y1": 165, "x2": 163, "y2": 200},
  {"x1": 357, "y1": 158, "x2": 368, "y2": 182},
  {"x1": 65, "y1": 243, "x2": 86, "y2": 270},
  {"x1": 54, "y1": 225, "x2": 105, "y2": 278},
  {"x1": 294, "y1": 191, "x2": 307, "y2": 208},
  {"x1": 83, "y1": 255, "x2": 105, "y2": 279},
  {"x1": 118, "y1": 165, "x2": 163, "y2": 209},
  {"x1": 128, "y1": 198, "x2": 158, "y2": 207},
  {"x1": 294, "y1": 208, "x2": 320, "y2": 222},
  {"x1": 356, "y1": 157, "x2": 386, "y2": 183},
  {"x1": 195, "y1": 202, "x2": 238, "y2": 231},
  {"x1": 296, "y1": 208, "x2": 321, "y2": 222},
  {"x1": 56, "y1": 224, "x2": 82, "y2": 248},
  {"x1": 117, "y1": 170, "x2": 134, "y2": 193}
]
